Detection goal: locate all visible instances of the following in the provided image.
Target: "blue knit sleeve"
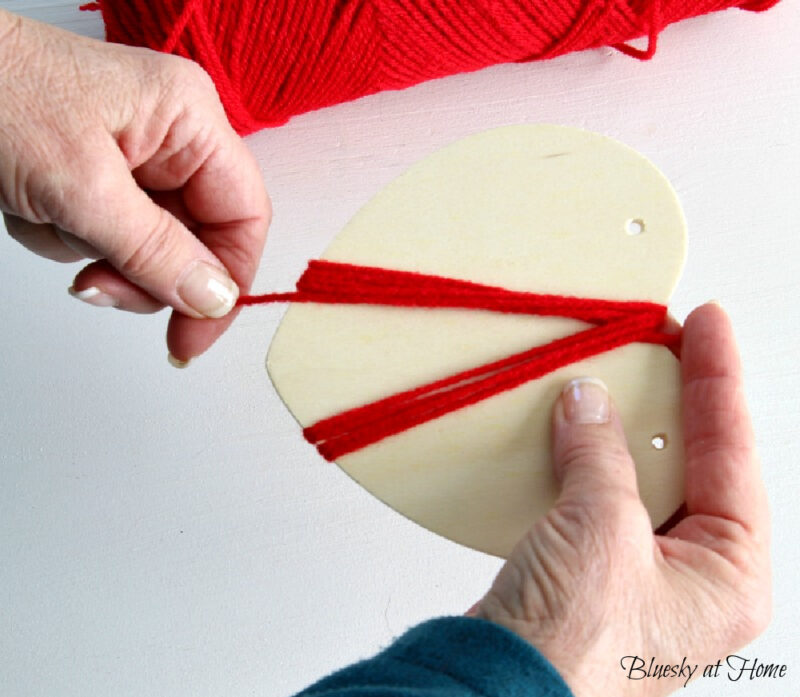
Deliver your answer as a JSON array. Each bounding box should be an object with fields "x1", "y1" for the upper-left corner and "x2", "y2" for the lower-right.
[{"x1": 294, "y1": 616, "x2": 574, "y2": 697}]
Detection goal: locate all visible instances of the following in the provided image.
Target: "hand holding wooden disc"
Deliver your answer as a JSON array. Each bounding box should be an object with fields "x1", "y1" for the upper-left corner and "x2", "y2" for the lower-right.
[{"x1": 268, "y1": 124, "x2": 687, "y2": 558}]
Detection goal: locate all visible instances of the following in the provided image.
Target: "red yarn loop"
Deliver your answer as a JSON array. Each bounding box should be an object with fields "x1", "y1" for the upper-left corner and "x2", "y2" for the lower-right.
[
  {"x1": 613, "y1": 0, "x2": 662, "y2": 60},
  {"x1": 91, "y1": 0, "x2": 780, "y2": 134},
  {"x1": 239, "y1": 261, "x2": 679, "y2": 460}
]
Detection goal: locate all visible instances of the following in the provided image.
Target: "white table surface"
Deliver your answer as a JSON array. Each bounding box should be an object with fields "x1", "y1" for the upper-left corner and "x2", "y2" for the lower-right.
[{"x1": 1, "y1": 2, "x2": 799, "y2": 696}]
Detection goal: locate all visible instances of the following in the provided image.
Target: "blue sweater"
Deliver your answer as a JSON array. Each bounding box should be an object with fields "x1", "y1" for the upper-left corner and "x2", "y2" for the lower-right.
[{"x1": 295, "y1": 616, "x2": 574, "y2": 697}]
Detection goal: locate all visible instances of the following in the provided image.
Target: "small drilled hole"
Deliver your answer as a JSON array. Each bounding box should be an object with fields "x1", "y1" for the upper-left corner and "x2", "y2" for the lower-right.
[
  {"x1": 626, "y1": 218, "x2": 645, "y2": 236},
  {"x1": 651, "y1": 433, "x2": 667, "y2": 450}
]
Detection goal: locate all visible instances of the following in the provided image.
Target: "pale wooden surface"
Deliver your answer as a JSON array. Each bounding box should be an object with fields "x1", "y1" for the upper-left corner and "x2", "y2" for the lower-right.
[
  {"x1": 1, "y1": 2, "x2": 798, "y2": 696},
  {"x1": 269, "y1": 125, "x2": 687, "y2": 558}
]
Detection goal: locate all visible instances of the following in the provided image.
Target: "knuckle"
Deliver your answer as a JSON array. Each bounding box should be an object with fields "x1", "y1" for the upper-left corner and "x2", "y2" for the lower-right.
[
  {"x1": 559, "y1": 438, "x2": 631, "y2": 473},
  {"x1": 592, "y1": 495, "x2": 648, "y2": 547},
  {"x1": 598, "y1": 493, "x2": 646, "y2": 527},
  {"x1": 723, "y1": 525, "x2": 757, "y2": 564},
  {"x1": 161, "y1": 55, "x2": 218, "y2": 103},
  {"x1": 695, "y1": 516, "x2": 762, "y2": 573},
  {"x1": 214, "y1": 237, "x2": 254, "y2": 278},
  {"x1": 152, "y1": 58, "x2": 228, "y2": 143},
  {"x1": 117, "y1": 208, "x2": 178, "y2": 280},
  {"x1": 175, "y1": 56, "x2": 215, "y2": 88},
  {"x1": 209, "y1": 225, "x2": 264, "y2": 282}
]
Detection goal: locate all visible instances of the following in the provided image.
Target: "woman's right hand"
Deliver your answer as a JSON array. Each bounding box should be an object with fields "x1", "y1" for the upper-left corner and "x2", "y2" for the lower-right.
[{"x1": 0, "y1": 9, "x2": 271, "y2": 363}]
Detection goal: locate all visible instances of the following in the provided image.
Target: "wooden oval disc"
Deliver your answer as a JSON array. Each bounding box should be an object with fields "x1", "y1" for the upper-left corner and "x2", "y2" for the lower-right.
[{"x1": 268, "y1": 124, "x2": 687, "y2": 558}]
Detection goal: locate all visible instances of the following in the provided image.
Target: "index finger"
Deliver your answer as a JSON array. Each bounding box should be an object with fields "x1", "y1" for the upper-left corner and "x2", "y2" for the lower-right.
[
  {"x1": 166, "y1": 130, "x2": 271, "y2": 361},
  {"x1": 680, "y1": 302, "x2": 766, "y2": 534}
]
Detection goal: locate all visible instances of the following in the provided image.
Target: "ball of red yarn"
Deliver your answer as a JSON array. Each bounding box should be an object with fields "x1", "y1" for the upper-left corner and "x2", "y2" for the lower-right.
[{"x1": 90, "y1": 0, "x2": 780, "y2": 135}]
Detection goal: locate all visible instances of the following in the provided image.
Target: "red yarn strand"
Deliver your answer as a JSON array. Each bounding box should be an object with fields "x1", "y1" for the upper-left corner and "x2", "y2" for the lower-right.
[
  {"x1": 161, "y1": 0, "x2": 201, "y2": 54},
  {"x1": 238, "y1": 261, "x2": 678, "y2": 460}
]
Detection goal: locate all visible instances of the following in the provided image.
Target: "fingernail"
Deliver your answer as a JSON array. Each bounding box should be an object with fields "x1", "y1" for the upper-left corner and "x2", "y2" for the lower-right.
[
  {"x1": 177, "y1": 262, "x2": 239, "y2": 319},
  {"x1": 707, "y1": 298, "x2": 724, "y2": 308},
  {"x1": 168, "y1": 353, "x2": 191, "y2": 369},
  {"x1": 562, "y1": 377, "x2": 610, "y2": 424},
  {"x1": 68, "y1": 285, "x2": 118, "y2": 308}
]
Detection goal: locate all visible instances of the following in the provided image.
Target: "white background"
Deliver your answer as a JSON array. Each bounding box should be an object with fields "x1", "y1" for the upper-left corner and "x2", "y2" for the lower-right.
[{"x1": 1, "y1": 1, "x2": 799, "y2": 695}]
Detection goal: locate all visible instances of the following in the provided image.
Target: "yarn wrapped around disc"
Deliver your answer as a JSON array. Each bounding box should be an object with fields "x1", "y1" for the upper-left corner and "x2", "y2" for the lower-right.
[{"x1": 92, "y1": 0, "x2": 780, "y2": 134}]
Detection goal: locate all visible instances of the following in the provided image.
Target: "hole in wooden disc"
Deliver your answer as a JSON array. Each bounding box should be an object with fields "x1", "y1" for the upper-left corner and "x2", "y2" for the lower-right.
[
  {"x1": 651, "y1": 433, "x2": 667, "y2": 450},
  {"x1": 626, "y1": 218, "x2": 645, "y2": 236}
]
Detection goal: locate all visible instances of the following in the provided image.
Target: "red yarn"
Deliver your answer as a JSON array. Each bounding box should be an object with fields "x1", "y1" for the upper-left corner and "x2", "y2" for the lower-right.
[
  {"x1": 239, "y1": 261, "x2": 678, "y2": 460},
  {"x1": 86, "y1": 0, "x2": 780, "y2": 134}
]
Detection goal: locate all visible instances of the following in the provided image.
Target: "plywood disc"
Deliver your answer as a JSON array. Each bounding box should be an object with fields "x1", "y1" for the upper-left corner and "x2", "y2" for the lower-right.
[{"x1": 268, "y1": 125, "x2": 687, "y2": 558}]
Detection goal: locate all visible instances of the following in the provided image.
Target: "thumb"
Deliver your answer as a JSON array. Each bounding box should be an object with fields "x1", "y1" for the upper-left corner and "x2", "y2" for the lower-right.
[
  {"x1": 63, "y1": 152, "x2": 239, "y2": 320},
  {"x1": 551, "y1": 378, "x2": 641, "y2": 510}
]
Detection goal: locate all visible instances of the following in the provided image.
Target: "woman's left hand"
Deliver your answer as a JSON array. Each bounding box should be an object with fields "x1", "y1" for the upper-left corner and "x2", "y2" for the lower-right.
[{"x1": 469, "y1": 302, "x2": 771, "y2": 697}]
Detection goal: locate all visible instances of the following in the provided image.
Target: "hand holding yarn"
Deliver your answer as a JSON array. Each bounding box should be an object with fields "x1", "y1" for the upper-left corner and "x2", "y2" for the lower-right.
[
  {"x1": 469, "y1": 303, "x2": 771, "y2": 697},
  {"x1": 0, "y1": 10, "x2": 271, "y2": 362}
]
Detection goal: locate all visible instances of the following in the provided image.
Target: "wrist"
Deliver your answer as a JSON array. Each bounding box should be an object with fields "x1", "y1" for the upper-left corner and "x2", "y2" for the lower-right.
[{"x1": 473, "y1": 604, "x2": 594, "y2": 697}]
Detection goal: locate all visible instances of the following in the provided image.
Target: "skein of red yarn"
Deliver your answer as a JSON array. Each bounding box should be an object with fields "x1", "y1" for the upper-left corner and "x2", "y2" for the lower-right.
[{"x1": 89, "y1": 0, "x2": 780, "y2": 134}]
